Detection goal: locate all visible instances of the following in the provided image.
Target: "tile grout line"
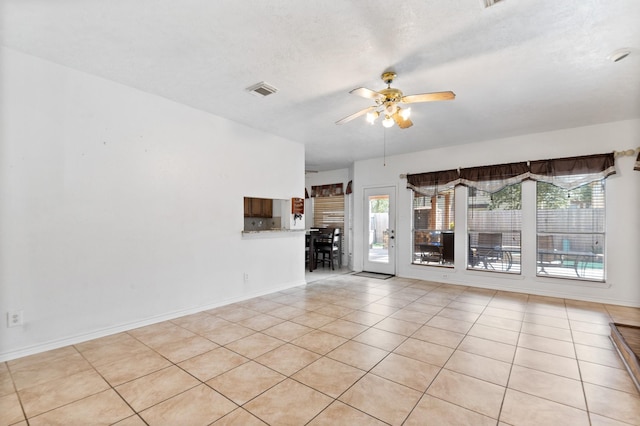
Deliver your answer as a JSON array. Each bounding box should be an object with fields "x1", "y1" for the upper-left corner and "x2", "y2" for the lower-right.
[
  {"x1": 564, "y1": 299, "x2": 596, "y2": 426},
  {"x1": 5, "y1": 275, "x2": 638, "y2": 424},
  {"x1": 400, "y1": 285, "x2": 504, "y2": 424},
  {"x1": 300, "y1": 277, "x2": 438, "y2": 425},
  {"x1": 494, "y1": 292, "x2": 529, "y2": 426},
  {"x1": 3, "y1": 360, "x2": 30, "y2": 426}
]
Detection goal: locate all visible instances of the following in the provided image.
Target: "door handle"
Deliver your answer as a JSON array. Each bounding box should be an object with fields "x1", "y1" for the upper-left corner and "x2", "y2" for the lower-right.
[{"x1": 390, "y1": 236, "x2": 395, "y2": 239}]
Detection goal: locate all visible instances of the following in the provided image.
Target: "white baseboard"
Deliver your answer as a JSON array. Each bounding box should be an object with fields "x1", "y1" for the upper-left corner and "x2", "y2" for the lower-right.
[{"x1": 0, "y1": 279, "x2": 306, "y2": 363}]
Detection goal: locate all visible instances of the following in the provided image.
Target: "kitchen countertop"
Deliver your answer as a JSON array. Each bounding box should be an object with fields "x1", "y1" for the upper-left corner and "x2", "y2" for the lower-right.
[{"x1": 241, "y1": 229, "x2": 305, "y2": 237}]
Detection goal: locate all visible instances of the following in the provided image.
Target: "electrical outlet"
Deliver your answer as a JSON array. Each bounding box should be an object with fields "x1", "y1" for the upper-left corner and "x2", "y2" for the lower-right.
[
  {"x1": 7, "y1": 310, "x2": 24, "y2": 327},
  {"x1": 442, "y1": 273, "x2": 449, "y2": 279},
  {"x1": 243, "y1": 272, "x2": 249, "y2": 282}
]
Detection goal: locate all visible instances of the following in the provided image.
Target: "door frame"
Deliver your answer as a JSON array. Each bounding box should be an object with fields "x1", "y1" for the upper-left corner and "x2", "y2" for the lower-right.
[{"x1": 363, "y1": 185, "x2": 397, "y2": 275}]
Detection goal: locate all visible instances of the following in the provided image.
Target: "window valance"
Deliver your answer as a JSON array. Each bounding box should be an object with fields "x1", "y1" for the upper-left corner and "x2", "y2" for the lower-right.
[
  {"x1": 406, "y1": 152, "x2": 616, "y2": 194},
  {"x1": 311, "y1": 183, "x2": 344, "y2": 197},
  {"x1": 635, "y1": 152, "x2": 640, "y2": 171},
  {"x1": 406, "y1": 169, "x2": 460, "y2": 197},
  {"x1": 459, "y1": 162, "x2": 530, "y2": 194},
  {"x1": 529, "y1": 153, "x2": 616, "y2": 190},
  {"x1": 346, "y1": 180, "x2": 353, "y2": 195}
]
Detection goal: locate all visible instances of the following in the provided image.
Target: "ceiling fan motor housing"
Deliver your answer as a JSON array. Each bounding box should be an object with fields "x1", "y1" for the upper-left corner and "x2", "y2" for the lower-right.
[{"x1": 379, "y1": 88, "x2": 403, "y2": 104}]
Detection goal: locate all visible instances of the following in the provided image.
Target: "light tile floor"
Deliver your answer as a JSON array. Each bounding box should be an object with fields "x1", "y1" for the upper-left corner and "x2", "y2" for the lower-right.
[{"x1": 2, "y1": 274, "x2": 640, "y2": 425}]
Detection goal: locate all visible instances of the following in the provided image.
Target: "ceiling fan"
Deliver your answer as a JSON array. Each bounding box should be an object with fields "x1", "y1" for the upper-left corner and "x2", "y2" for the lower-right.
[{"x1": 335, "y1": 71, "x2": 455, "y2": 129}]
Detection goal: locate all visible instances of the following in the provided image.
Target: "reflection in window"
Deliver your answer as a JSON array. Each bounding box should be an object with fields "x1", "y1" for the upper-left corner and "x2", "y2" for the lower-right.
[
  {"x1": 536, "y1": 179, "x2": 605, "y2": 281},
  {"x1": 467, "y1": 184, "x2": 522, "y2": 273},
  {"x1": 412, "y1": 188, "x2": 454, "y2": 267}
]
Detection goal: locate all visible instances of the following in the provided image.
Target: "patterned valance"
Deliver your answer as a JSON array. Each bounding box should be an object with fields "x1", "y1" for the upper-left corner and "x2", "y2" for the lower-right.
[
  {"x1": 346, "y1": 180, "x2": 353, "y2": 195},
  {"x1": 406, "y1": 152, "x2": 617, "y2": 194},
  {"x1": 406, "y1": 169, "x2": 459, "y2": 197},
  {"x1": 311, "y1": 183, "x2": 344, "y2": 197},
  {"x1": 459, "y1": 162, "x2": 530, "y2": 194},
  {"x1": 529, "y1": 153, "x2": 616, "y2": 190}
]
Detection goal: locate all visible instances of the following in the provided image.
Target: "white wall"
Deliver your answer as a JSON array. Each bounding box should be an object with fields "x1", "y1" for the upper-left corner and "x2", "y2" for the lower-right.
[
  {"x1": 353, "y1": 119, "x2": 640, "y2": 306},
  {"x1": 0, "y1": 48, "x2": 306, "y2": 361}
]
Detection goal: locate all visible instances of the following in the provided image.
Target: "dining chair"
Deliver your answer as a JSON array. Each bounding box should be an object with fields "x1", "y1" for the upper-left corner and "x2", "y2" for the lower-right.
[{"x1": 315, "y1": 227, "x2": 341, "y2": 270}]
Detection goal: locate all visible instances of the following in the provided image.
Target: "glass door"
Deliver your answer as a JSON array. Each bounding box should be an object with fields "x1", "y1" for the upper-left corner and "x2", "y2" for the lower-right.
[{"x1": 363, "y1": 187, "x2": 396, "y2": 275}]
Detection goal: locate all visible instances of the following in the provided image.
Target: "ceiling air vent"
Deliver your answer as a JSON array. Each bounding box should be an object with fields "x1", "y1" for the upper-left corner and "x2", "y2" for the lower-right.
[
  {"x1": 482, "y1": 0, "x2": 503, "y2": 7},
  {"x1": 246, "y1": 81, "x2": 278, "y2": 97}
]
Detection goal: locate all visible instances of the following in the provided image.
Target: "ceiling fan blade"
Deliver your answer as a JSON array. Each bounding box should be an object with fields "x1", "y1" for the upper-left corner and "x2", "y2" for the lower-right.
[
  {"x1": 392, "y1": 111, "x2": 413, "y2": 129},
  {"x1": 335, "y1": 106, "x2": 376, "y2": 125},
  {"x1": 402, "y1": 91, "x2": 456, "y2": 104},
  {"x1": 350, "y1": 87, "x2": 385, "y2": 101}
]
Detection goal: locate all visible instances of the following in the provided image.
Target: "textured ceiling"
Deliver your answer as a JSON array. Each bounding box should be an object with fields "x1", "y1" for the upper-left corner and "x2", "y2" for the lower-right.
[{"x1": 1, "y1": 0, "x2": 639, "y2": 171}]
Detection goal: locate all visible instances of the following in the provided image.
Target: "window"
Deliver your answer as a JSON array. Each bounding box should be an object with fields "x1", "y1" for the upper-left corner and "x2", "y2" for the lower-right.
[
  {"x1": 536, "y1": 179, "x2": 605, "y2": 281},
  {"x1": 461, "y1": 162, "x2": 528, "y2": 274},
  {"x1": 312, "y1": 184, "x2": 345, "y2": 260},
  {"x1": 531, "y1": 153, "x2": 614, "y2": 282},
  {"x1": 467, "y1": 184, "x2": 522, "y2": 273},
  {"x1": 412, "y1": 189, "x2": 455, "y2": 266},
  {"x1": 406, "y1": 152, "x2": 615, "y2": 280},
  {"x1": 313, "y1": 195, "x2": 344, "y2": 230},
  {"x1": 407, "y1": 170, "x2": 458, "y2": 267}
]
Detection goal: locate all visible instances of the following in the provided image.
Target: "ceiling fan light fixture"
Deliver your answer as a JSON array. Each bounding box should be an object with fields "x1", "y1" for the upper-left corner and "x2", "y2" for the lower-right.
[
  {"x1": 399, "y1": 107, "x2": 411, "y2": 120},
  {"x1": 382, "y1": 116, "x2": 394, "y2": 128},
  {"x1": 384, "y1": 103, "x2": 397, "y2": 116},
  {"x1": 366, "y1": 110, "x2": 379, "y2": 124}
]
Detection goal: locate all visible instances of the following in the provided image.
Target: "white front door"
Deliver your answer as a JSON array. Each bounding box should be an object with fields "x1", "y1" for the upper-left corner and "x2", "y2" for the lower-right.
[{"x1": 363, "y1": 186, "x2": 396, "y2": 275}]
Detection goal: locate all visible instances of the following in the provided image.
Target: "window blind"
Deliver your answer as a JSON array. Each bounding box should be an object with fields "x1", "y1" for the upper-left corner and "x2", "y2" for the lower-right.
[
  {"x1": 412, "y1": 188, "x2": 455, "y2": 266},
  {"x1": 536, "y1": 180, "x2": 605, "y2": 281},
  {"x1": 467, "y1": 184, "x2": 522, "y2": 273},
  {"x1": 313, "y1": 196, "x2": 345, "y2": 261},
  {"x1": 313, "y1": 196, "x2": 344, "y2": 228}
]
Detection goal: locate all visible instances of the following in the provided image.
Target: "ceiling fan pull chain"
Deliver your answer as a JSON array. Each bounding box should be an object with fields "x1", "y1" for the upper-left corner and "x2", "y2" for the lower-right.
[{"x1": 383, "y1": 128, "x2": 387, "y2": 167}]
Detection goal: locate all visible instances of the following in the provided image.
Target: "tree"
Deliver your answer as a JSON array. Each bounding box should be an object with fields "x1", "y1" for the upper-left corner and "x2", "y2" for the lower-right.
[
  {"x1": 488, "y1": 184, "x2": 521, "y2": 210},
  {"x1": 480, "y1": 182, "x2": 595, "y2": 210},
  {"x1": 536, "y1": 182, "x2": 594, "y2": 209},
  {"x1": 370, "y1": 198, "x2": 389, "y2": 213},
  {"x1": 536, "y1": 182, "x2": 569, "y2": 209},
  {"x1": 569, "y1": 184, "x2": 593, "y2": 208}
]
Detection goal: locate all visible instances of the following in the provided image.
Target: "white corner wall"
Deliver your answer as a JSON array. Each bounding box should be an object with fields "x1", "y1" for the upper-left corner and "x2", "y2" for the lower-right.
[
  {"x1": 353, "y1": 119, "x2": 640, "y2": 307},
  {"x1": 0, "y1": 48, "x2": 306, "y2": 361}
]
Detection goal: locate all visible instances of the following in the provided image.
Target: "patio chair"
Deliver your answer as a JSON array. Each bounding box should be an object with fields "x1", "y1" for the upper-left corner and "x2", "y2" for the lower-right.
[
  {"x1": 537, "y1": 235, "x2": 562, "y2": 273},
  {"x1": 475, "y1": 232, "x2": 503, "y2": 269}
]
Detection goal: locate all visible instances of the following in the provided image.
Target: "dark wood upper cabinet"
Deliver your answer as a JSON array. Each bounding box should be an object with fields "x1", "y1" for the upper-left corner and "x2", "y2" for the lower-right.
[{"x1": 244, "y1": 197, "x2": 273, "y2": 218}]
